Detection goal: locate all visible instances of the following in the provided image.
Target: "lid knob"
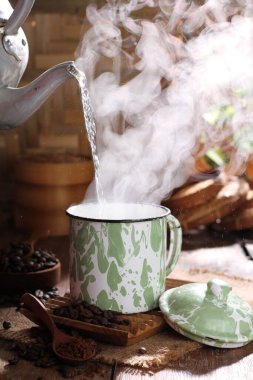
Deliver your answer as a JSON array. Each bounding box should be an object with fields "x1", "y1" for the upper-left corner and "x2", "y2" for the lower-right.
[{"x1": 204, "y1": 278, "x2": 232, "y2": 305}]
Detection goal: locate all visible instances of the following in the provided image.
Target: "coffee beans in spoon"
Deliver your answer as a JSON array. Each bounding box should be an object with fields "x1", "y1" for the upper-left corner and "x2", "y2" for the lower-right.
[{"x1": 0, "y1": 242, "x2": 59, "y2": 273}]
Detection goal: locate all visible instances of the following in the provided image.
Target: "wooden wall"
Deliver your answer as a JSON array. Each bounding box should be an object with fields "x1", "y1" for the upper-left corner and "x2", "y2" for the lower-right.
[{"x1": 21, "y1": 1, "x2": 91, "y2": 152}]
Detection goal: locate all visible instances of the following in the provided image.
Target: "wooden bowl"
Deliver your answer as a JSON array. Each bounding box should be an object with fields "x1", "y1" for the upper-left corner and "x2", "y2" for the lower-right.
[{"x1": 0, "y1": 262, "x2": 61, "y2": 293}]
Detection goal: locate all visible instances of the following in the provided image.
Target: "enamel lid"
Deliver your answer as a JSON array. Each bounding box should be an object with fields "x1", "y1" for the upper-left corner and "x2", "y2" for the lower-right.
[{"x1": 159, "y1": 279, "x2": 253, "y2": 348}]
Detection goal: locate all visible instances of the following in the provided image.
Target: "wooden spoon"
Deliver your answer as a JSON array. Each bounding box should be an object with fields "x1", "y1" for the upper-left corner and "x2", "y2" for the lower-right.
[{"x1": 21, "y1": 293, "x2": 97, "y2": 364}]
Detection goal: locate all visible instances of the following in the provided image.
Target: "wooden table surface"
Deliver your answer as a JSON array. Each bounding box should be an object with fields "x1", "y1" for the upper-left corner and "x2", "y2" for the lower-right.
[{"x1": 0, "y1": 229, "x2": 253, "y2": 380}]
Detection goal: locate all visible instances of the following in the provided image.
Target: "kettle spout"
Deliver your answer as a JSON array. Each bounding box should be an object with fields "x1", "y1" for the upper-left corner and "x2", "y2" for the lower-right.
[{"x1": 0, "y1": 61, "x2": 75, "y2": 129}]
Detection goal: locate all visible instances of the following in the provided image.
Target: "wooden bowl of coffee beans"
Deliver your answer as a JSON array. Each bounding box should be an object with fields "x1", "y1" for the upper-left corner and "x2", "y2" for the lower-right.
[{"x1": 0, "y1": 242, "x2": 61, "y2": 293}]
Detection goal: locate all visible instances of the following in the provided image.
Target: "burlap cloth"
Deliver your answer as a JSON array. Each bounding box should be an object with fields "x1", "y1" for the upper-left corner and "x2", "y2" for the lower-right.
[{"x1": 1, "y1": 269, "x2": 253, "y2": 374}]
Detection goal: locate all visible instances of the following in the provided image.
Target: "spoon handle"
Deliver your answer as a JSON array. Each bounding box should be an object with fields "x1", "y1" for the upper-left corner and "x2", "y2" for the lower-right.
[{"x1": 21, "y1": 293, "x2": 57, "y2": 337}]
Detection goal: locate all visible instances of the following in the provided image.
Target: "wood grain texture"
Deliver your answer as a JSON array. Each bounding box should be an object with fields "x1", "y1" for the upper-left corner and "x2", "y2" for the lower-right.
[{"x1": 17, "y1": 10, "x2": 89, "y2": 150}]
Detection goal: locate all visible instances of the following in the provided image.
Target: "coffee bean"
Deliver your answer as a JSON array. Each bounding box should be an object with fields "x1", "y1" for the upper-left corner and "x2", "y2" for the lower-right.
[
  {"x1": 94, "y1": 316, "x2": 110, "y2": 325},
  {"x1": 47, "y1": 290, "x2": 58, "y2": 298},
  {"x1": 69, "y1": 308, "x2": 79, "y2": 320},
  {"x1": 138, "y1": 346, "x2": 147, "y2": 354},
  {"x1": 53, "y1": 308, "x2": 64, "y2": 317},
  {"x1": 43, "y1": 252, "x2": 52, "y2": 259},
  {"x1": 120, "y1": 318, "x2": 130, "y2": 325},
  {"x1": 103, "y1": 310, "x2": 113, "y2": 319},
  {"x1": 3, "y1": 321, "x2": 11, "y2": 330},
  {"x1": 34, "y1": 250, "x2": 41, "y2": 258},
  {"x1": 18, "y1": 349, "x2": 28, "y2": 358},
  {"x1": 79, "y1": 308, "x2": 94, "y2": 319},
  {"x1": 33, "y1": 263, "x2": 42, "y2": 271},
  {"x1": 35, "y1": 289, "x2": 44, "y2": 298},
  {"x1": 43, "y1": 261, "x2": 55, "y2": 269},
  {"x1": 87, "y1": 304, "x2": 103, "y2": 315}
]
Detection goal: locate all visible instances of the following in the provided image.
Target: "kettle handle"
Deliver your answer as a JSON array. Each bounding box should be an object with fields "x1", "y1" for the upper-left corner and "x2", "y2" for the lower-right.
[{"x1": 5, "y1": 0, "x2": 35, "y2": 35}]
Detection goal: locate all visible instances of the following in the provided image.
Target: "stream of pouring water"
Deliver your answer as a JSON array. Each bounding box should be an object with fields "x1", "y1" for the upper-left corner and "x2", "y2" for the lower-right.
[{"x1": 68, "y1": 63, "x2": 104, "y2": 202}]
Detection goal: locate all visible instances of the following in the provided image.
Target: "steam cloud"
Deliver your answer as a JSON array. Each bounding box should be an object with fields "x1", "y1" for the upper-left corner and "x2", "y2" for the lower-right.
[{"x1": 75, "y1": 0, "x2": 253, "y2": 203}]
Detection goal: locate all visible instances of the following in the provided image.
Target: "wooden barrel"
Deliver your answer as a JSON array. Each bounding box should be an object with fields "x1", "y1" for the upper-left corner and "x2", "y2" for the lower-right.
[
  {"x1": 15, "y1": 152, "x2": 94, "y2": 186},
  {"x1": 14, "y1": 152, "x2": 94, "y2": 236},
  {"x1": 15, "y1": 183, "x2": 88, "y2": 211}
]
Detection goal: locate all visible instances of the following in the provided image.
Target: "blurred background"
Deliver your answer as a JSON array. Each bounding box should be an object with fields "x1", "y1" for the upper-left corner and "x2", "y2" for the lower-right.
[{"x1": 1, "y1": 0, "x2": 253, "y2": 241}]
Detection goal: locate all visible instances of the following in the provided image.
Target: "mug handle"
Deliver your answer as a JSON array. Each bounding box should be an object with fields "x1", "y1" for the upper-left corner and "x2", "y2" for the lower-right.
[{"x1": 166, "y1": 214, "x2": 182, "y2": 277}]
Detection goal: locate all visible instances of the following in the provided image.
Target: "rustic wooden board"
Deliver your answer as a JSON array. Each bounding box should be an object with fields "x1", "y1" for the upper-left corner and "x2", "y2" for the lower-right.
[{"x1": 20, "y1": 294, "x2": 166, "y2": 346}]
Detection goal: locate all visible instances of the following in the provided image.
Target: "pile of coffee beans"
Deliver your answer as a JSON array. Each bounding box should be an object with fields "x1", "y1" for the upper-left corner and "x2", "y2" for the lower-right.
[
  {"x1": 7, "y1": 327, "x2": 56, "y2": 368},
  {"x1": 0, "y1": 241, "x2": 59, "y2": 273},
  {"x1": 53, "y1": 301, "x2": 130, "y2": 328},
  {"x1": 7, "y1": 330, "x2": 106, "y2": 379},
  {"x1": 8, "y1": 341, "x2": 56, "y2": 366}
]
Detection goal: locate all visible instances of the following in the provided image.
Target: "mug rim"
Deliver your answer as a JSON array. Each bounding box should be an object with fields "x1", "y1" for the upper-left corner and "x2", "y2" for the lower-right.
[{"x1": 66, "y1": 202, "x2": 171, "y2": 223}]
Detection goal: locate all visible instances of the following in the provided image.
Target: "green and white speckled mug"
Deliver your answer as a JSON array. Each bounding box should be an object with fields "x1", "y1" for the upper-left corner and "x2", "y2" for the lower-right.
[{"x1": 66, "y1": 202, "x2": 182, "y2": 314}]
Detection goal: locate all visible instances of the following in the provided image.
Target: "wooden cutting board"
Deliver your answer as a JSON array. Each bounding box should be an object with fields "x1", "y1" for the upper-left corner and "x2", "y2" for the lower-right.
[{"x1": 20, "y1": 294, "x2": 167, "y2": 346}]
